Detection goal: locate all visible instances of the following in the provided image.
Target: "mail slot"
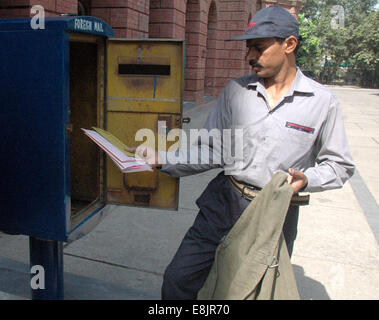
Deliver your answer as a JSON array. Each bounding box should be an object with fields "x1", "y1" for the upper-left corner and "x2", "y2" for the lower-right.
[{"x1": 0, "y1": 17, "x2": 184, "y2": 243}]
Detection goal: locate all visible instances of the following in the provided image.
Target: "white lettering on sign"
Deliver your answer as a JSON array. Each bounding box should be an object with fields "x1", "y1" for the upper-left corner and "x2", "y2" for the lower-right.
[
  {"x1": 74, "y1": 18, "x2": 93, "y2": 31},
  {"x1": 74, "y1": 18, "x2": 104, "y2": 33},
  {"x1": 94, "y1": 21, "x2": 104, "y2": 32}
]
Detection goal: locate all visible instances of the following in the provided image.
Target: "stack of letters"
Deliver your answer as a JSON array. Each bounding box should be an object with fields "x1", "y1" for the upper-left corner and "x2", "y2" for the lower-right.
[{"x1": 82, "y1": 127, "x2": 152, "y2": 173}]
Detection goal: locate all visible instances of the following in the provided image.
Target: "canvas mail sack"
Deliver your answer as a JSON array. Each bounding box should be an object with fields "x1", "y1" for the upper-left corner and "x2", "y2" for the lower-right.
[{"x1": 197, "y1": 172, "x2": 300, "y2": 300}]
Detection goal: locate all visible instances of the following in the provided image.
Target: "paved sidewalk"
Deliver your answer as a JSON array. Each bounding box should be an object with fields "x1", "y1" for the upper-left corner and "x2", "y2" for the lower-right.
[{"x1": 0, "y1": 87, "x2": 378, "y2": 300}]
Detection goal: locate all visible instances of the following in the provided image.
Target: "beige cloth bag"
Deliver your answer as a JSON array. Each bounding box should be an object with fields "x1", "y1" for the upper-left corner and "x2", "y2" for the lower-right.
[{"x1": 197, "y1": 172, "x2": 300, "y2": 300}]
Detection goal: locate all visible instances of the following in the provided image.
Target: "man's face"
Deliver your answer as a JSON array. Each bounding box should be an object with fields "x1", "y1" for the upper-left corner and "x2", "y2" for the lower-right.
[{"x1": 246, "y1": 37, "x2": 286, "y2": 78}]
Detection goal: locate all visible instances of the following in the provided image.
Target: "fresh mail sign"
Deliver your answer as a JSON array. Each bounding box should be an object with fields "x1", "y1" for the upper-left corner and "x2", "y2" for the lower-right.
[
  {"x1": 67, "y1": 17, "x2": 114, "y2": 37},
  {"x1": 74, "y1": 18, "x2": 104, "y2": 32}
]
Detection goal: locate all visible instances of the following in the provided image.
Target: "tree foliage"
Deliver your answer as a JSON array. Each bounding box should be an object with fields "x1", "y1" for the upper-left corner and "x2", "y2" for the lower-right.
[{"x1": 297, "y1": 0, "x2": 379, "y2": 87}]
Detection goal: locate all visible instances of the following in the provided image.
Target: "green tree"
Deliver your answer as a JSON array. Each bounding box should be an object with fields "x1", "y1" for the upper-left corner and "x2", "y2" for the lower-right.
[
  {"x1": 298, "y1": 0, "x2": 379, "y2": 87},
  {"x1": 297, "y1": 13, "x2": 322, "y2": 72},
  {"x1": 346, "y1": 10, "x2": 379, "y2": 87}
]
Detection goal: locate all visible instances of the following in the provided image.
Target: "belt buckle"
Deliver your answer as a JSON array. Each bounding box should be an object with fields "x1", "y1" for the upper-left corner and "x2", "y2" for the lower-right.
[
  {"x1": 241, "y1": 186, "x2": 256, "y2": 201},
  {"x1": 241, "y1": 186, "x2": 252, "y2": 198}
]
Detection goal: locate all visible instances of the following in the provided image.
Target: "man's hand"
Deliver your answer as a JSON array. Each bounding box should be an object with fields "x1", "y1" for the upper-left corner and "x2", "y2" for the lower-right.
[
  {"x1": 287, "y1": 168, "x2": 308, "y2": 194},
  {"x1": 125, "y1": 145, "x2": 163, "y2": 169}
]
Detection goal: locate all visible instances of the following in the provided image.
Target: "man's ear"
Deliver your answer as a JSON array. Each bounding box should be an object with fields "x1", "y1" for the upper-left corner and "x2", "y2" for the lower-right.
[{"x1": 284, "y1": 36, "x2": 298, "y2": 54}]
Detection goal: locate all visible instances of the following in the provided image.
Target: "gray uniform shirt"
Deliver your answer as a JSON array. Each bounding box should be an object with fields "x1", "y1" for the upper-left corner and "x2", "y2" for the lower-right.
[{"x1": 159, "y1": 69, "x2": 355, "y2": 193}]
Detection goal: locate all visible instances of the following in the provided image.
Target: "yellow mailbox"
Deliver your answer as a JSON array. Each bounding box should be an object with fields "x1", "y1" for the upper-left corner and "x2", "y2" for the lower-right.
[{"x1": 105, "y1": 39, "x2": 185, "y2": 210}]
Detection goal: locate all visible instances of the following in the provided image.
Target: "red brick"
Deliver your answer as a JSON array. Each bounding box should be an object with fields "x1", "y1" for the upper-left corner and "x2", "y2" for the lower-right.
[
  {"x1": 185, "y1": 20, "x2": 201, "y2": 33},
  {"x1": 110, "y1": 11, "x2": 128, "y2": 28},
  {"x1": 0, "y1": 0, "x2": 29, "y2": 6},
  {"x1": 158, "y1": 23, "x2": 174, "y2": 37},
  {"x1": 186, "y1": 1, "x2": 201, "y2": 13},
  {"x1": 199, "y1": 21, "x2": 208, "y2": 35},
  {"x1": 172, "y1": 24, "x2": 185, "y2": 38},
  {"x1": 148, "y1": 23, "x2": 160, "y2": 37},
  {"x1": 218, "y1": 11, "x2": 232, "y2": 21},
  {"x1": 214, "y1": 68, "x2": 229, "y2": 77},
  {"x1": 44, "y1": 11, "x2": 60, "y2": 17},
  {"x1": 186, "y1": 44, "x2": 203, "y2": 57},
  {"x1": 185, "y1": 56, "x2": 205, "y2": 69},
  {"x1": 149, "y1": 0, "x2": 161, "y2": 9},
  {"x1": 204, "y1": 58, "x2": 217, "y2": 68},
  {"x1": 29, "y1": 0, "x2": 55, "y2": 11},
  {"x1": 139, "y1": 13, "x2": 149, "y2": 32},
  {"x1": 91, "y1": 8, "x2": 111, "y2": 23},
  {"x1": 185, "y1": 79, "x2": 204, "y2": 90},
  {"x1": 229, "y1": 68, "x2": 245, "y2": 78},
  {"x1": 161, "y1": 0, "x2": 186, "y2": 13},
  {"x1": 0, "y1": 8, "x2": 29, "y2": 17},
  {"x1": 186, "y1": 32, "x2": 206, "y2": 46},
  {"x1": 206, "y1": 39, "x2": 217, "y2": 49},
  {"x1": 174, "y1": 10, "x2": 186, "y2": 27},
  {"x1": 113, "y1": 28, "x2": 127, "y2": 38},
  {"x1": 185, "y1": 68, "x2": 203, "y2": 80},
  {"x1": 231, "y1": 10, "x2": 249, "y2": 21},
  {"x1": 225, "y1": 39, "x2": 245, "y2": 50},
  {"x1": 132, "y1": 30, "x2": 147, "y2": 38},
  {"x1": 149, "y1": 8, "x2": 174, "y2": 23},
  {"x1": 91, "y1": 0, "x2": 128, "y2": 8},
  {"x1": 56, "y1": 0, "x2": 77, "y2": 14},
  {"x1": 128, "y1": 0, "x2": 149, "y2": 14},
  {"x1": 184, "y1": 89, "x2": 204, "y2": 102},
  {"x1": 186, "y1": 11, "x2": 200, "y2": 22}
]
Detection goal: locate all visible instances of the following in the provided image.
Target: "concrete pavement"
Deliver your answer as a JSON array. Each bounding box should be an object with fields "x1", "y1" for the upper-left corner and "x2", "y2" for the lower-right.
[{"x1": 0, "y1": 86, "x2": 378, "y2": 300}]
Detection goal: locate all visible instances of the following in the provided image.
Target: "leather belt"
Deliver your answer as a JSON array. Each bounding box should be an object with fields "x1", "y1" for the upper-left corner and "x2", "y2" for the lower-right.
[{"x1": 229, "y1": 176, "x2": 310, "y2": 206}]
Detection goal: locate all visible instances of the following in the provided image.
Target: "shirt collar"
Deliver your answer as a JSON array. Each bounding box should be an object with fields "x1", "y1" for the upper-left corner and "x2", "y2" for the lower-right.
[{"x1": 247, "y1": 68, "x2": 314, "y2": 96}]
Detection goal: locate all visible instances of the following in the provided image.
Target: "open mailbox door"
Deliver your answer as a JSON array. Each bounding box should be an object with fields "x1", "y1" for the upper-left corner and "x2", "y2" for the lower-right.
[
  {"x1": 105, "y1": 39, "x2": 185, "y2": 210},
  {"x1": 0, "y1": 16, "x2": 184, "y2": 243}
]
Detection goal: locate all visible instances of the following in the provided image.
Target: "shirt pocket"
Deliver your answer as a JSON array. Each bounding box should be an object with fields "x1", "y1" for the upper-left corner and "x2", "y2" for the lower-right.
[{"x1": 285, "y1": 127, "x2": 315, "y2": 147}]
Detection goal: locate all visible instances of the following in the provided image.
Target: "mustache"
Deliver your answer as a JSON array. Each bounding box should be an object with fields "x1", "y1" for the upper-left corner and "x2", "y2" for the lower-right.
[{"x1": 249, "y1": 60, "x2": 263, "y2": 68}]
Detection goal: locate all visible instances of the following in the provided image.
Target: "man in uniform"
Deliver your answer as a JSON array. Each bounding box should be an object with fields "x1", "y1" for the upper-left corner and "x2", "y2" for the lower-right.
[{"x1": 127, "y1": 5, "x2": 355, "y2": 299}]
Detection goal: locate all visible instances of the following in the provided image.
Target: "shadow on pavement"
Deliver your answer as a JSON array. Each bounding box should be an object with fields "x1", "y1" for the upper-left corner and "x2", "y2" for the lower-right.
[
  {"x1": 0, "y1": 257, "x2": 158, "y2": 300},
  {"x1": 293, "y1": 265, "x2": 330, "y2": 300}
]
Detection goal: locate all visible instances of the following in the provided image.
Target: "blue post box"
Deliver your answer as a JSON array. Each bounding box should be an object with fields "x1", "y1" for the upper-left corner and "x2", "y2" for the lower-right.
[
  {"x1": 0, "y1": 16, "x2": 185, "y2": 299},
  {"x1": 0, "y1": 16, "x2": 115, "y2": 243},
  {"x1": 0, "y1": 16, "x2": 115, "y2": 299}
]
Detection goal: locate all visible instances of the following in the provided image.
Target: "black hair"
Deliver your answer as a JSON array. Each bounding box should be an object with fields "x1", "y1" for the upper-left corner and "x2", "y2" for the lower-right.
[{"x1": 275, "y1": 36, "x2": 302, "y2": 55}]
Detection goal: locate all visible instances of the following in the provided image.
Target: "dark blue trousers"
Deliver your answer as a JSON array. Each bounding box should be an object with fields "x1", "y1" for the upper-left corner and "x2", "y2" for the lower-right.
[{"x1": 161, "y1": 172, "x2": 299, "y2": 300}]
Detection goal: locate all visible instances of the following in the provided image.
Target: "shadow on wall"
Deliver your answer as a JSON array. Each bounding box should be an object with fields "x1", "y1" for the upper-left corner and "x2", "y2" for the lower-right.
[{"x1": 293, "y1": 265, "x2": 330, "y2": 300}]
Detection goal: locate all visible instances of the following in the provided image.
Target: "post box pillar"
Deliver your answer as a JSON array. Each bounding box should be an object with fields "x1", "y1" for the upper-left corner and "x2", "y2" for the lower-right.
[{"x1": 29, "y1": 237, "x2": 64, "y2": 300}]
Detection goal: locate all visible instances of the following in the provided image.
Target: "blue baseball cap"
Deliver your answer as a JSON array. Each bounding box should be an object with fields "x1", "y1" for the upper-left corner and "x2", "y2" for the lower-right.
[{"x1": 228, "y1": 5, "x2": 299, "y2": 41}]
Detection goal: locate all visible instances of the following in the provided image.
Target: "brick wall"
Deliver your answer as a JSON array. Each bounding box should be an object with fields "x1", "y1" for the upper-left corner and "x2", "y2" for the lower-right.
[
  {"x1": 149, "y1": 0, "x2": 186, "y2": 38},
  {"x1": 179, "y1": 0, "x2": 302, "y2": 102},
  {"x1": 0, "y1": 0, "x2": 303, "y2": 103},
  {"x1": 147, "y1": 0, "x2": 283, "y2": 102},
  {"x1": 0, "y1": 0, "x2": 77, "y2": 17},
  {"x1": 91, "y1": 0, "x2": 149, "y2": 38},
  {"x1": 0, "y1": 0, "x2": 151, "y2": 38},
  {"x1": 173, "y1": 0, "x2": 255, "y2": 102}
]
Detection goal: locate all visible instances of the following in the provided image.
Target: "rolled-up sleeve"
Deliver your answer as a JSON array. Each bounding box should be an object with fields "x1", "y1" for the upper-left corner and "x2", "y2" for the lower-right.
[{"x1": 304, "y1": 95, "x2": 355, "y2": 192}]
